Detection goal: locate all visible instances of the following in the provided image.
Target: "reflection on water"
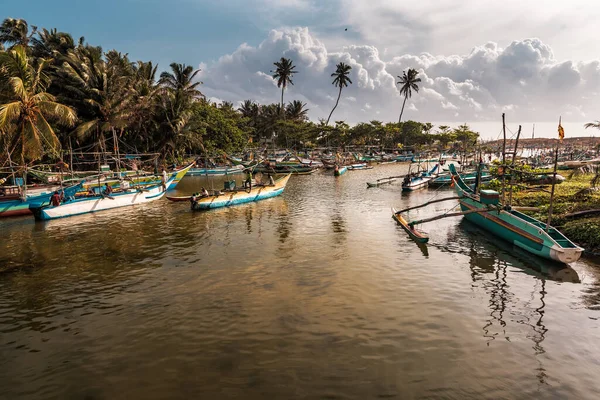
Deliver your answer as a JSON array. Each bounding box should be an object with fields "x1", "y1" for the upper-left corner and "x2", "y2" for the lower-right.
[{"x1": 1, "y1": 166, "x2": 600, "y2": 399}]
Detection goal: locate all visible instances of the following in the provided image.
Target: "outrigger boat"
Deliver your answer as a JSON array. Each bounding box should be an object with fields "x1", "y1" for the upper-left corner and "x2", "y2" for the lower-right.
[
  {"x1": 402, "y1": 163, "x2": 439, "y2": 191},
  {"x1": 348, "y1": 163, "x2": 373, "y2": 170},
  {"x1": 29, "y1": 176, "x2": 174, "y2": 221},
  {"x1": 429, "y1": 170, "x2": 491, "y2": 188},
  {"x1": 334, "y1": 165, "x2": 348, "y2": 176},
  {"x1": 449, "y1": 164, "x2": 582, "y2": 263},
  {"x1": 187, "y1": 164, "x2": 244, "y2": 176},
  {"x1": 0, "y1": 183, "x2": 82, "y2": 218},
  {"x1": 366, "y1": 176, "x2": 399, "y2": 188},
  {"x1": 391, "y1": 207, "x2": 429, "y2": 243},
  {"x1": 190, "y1": 174, "x2": 291, "y2": 210}
]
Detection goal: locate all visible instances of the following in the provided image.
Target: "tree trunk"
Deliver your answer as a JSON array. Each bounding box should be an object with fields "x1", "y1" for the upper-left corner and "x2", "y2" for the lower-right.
[
  {"x1": 398, "y1": 95, "x2": 408, "y2": 124},
  {"x1": 281, "y1": 87, "x2": 285, "y2": 118},
  {"x1": 326, "y1": 86, "x2": 342, "y2": 126}
]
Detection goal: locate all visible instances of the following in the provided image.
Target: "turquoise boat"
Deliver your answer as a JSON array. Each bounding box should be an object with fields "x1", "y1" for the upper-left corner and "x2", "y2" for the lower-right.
[
  {"x1": 0, "y1": 182, "x2": 83, "y2": 218},
  {"x1": 191, "y1": 174, "x2": 291, "y2": 210},
  {"x1": 449, "y1": 164, "x2": 583, "y2": 263},
  {"x1": 334, "y1": 166, "x2": 348, "y2": 176},
  {"x1": 429, "y1": 171, "x2": 491, "y2": 188}
]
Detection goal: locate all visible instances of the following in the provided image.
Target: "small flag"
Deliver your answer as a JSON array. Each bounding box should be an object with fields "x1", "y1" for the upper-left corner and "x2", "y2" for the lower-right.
[{"x1": 558, "y1": 118, "x2": 564, "y2": 143}]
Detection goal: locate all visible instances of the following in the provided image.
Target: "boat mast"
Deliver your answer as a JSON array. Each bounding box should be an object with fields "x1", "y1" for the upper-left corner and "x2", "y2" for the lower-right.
[
  {"x1": 112, "y1": 128, "x2": 121, "y2": 178},
  {"x1": 508, "y1": 125, "x2": 522, "y2": 206},
  {"x1": 501, "y1": 113, "x2": 507, "y2": 204},
  {"x1": 68, "y1": 137, "x2": 74, "y2": 180}
]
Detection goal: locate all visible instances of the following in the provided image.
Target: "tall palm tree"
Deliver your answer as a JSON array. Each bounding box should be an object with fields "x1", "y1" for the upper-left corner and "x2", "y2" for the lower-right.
[
  {"x1": 584, "y1": 121, "x2": 600, "y2": 130},
  {"x1": 0, "y1": 18, "x2": 35, "y2": 48},
  {"x1": 396, "y1": 68, "x2": 421, "y2": 123},
  {"x1": 0, "y1": 45, "x2": 76, "y2": 164},
  {"x1": 286, "y1": 100, "x2": 309, "y2": 121},
  {"x1": 326, "y1": 62, "x2": 352, "y2": 125},
  {"x1": 272, "y1": 57, "x2": 297, "y2": 112}
]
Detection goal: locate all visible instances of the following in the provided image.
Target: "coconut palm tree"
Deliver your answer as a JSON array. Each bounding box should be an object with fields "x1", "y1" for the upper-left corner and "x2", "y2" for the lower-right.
[
  {"x1": 326, "y1": 62, "x2": 352, "y2": 125},
  {"x1": 286, "y1": 100, "x2": 309, "y2": 121},
  {"x1": 584, "y1": 121, "x2": 600, "y2": 130},
  {"x1": 396, "y1": 68, "x2": 421, "y2": 123},
  {"x1": 272, "y1": 57, "x2": 297, "y2": 112},
  {"x1": 0, "y1": 18, "x2": 35, "y2": 48},
  {"x1": 0, "y1": 45, "x2": 76, "y2": 164}
]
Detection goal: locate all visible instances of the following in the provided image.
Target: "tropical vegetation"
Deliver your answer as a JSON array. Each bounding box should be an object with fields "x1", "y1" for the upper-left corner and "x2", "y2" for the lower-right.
[{"x1": 0, "y1": 18, "x2": 482, "y2": 170}]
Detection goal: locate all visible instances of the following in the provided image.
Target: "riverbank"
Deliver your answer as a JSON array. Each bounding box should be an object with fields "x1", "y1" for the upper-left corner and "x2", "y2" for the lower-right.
[{"x1": 508, "y1": 172, "x2": 600, "y2": 254}]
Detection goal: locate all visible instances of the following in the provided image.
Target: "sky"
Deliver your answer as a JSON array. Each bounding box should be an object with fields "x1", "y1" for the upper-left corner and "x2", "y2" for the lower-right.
[{"x1": 4, "y1": 0, "x2": 600, "y2": 138}]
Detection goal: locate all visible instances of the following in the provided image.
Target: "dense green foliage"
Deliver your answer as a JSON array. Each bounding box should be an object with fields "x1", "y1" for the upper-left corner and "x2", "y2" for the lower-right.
[{"x1": 0, "y1": 18, "x2": 479, "y2": 166}]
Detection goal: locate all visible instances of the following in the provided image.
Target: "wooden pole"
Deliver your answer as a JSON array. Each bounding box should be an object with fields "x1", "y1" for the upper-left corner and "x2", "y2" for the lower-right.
[
  {"x1": 508, "y1": 125, "x2": 522, "y2": 205},
  {"x1": 546, "y1": 138, "x2": 560, "y2": 232},
  {"x1": 409, "y1": 207, "x2": 492, "y2": 226},
  {"x1": 501, "y1": 113, "x2": 507, "y2": 204},
  {"x1": 395, "y1": 196, "x2": 464, "y2": 214},
  {"x1": 68, "y1": 136, "x2": 74, "y2": 179}
]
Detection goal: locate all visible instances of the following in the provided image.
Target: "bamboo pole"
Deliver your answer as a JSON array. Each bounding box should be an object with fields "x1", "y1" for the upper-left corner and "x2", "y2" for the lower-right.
[
  {"x1": 409, "y1": 207, "x2": 492, "y2": 226},
  {"x1": 546, "y1": 137, "x2": 560, "y2": 232},
  {"x1": 508, "y1": 125, "x2": 522, "y2": 205},
  {"x1": 501, "y1": 113, "x2": 507, "y2": 204},
  {"x1": 395, "y1": 196, "x2": 464, "y2": 214},
  {"x1": 69, "y1": 137, "x2": 74, "y2": 179}
]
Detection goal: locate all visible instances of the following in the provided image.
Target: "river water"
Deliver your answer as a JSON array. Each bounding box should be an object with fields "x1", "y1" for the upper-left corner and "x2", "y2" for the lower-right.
[{"x1": 1, "y1": 164, "x2": 600, "y2": 399}]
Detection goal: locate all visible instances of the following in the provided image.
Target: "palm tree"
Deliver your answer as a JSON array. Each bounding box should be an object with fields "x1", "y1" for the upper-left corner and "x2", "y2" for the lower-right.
[
  {"x1": 396, "y1": 68, "x2": 421, "y2": 123},
  {"x1": 0, "y1": 45, "x2": 76, "y2": 164},
  {"x1": 272, "y1": 57, "x2": 297, "y2": 112},
  {"x1": 584, "y1": 121, "x2": 600, "y2": 130},
  {"x1": 326, "y1": 62, "x2": 352, "y2": 125},
  {"x1": 0, "y1": 18, "x2": 35, "y2": 48},
  {"x1": 286, "y1": 100, "x2": 309, "y2": 121}
]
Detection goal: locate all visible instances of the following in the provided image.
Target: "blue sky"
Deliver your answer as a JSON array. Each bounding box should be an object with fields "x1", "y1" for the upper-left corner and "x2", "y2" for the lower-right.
[{"x1": 4, "y1": 0, "x2": 600, "y2": 135}]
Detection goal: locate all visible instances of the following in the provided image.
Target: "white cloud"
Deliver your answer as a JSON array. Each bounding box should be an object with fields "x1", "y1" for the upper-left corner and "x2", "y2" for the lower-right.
[{"x1": 198, "y1": 27, "x2": 600, "y2": 127}]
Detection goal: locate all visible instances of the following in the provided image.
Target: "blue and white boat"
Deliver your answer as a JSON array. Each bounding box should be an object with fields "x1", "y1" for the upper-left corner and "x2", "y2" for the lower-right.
[
  {"x1": 191, "y1": 174, "x2": 291, "y2": 210},
  {"x1": 30, "y1": 177, "x2": 174, "y2": 221},
  {"x1": 402, "y1": 164, "x2": 439, "y2": 192},
  {"x1": 334, "y1": 166, "x2": 348, "y2": 176},
  {"x1": 187, "y1": 165, "x2": 244, "y2": 176}
]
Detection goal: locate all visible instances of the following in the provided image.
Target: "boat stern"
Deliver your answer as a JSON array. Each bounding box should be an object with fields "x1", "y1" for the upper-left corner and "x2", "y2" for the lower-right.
[{"x1": 550, "y1": 246, "x2": 584, "y2": 264}]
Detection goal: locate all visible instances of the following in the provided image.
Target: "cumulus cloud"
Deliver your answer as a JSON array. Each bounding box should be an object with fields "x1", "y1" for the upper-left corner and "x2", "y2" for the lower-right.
[{"x1": 198, "y1": 27, "x2": 600, "y2": 125}]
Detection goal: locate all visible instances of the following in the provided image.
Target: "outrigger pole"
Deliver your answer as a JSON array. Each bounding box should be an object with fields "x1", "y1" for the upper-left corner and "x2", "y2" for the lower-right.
[
  {"x1": 394, "y1": 195, "x2": 464, "y2": 214},
  {"x1": 408, "y1": 207, "x2": 492, "y2": 226}
]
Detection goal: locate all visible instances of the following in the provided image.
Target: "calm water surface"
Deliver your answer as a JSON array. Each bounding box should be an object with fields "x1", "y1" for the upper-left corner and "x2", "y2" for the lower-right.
[{"x1": 1, "y1": 164, "x2": 600, "y2": 399}]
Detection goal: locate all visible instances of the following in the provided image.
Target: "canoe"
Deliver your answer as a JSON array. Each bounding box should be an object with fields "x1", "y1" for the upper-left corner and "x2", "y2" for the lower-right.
[
  {"x1": 187, "y1": 165, "x2": 244, "y2": 176},
  {"x1": 29, "y1": 177, "x2": 174, "y2": 221},
  {"x1": 334, "y1": 166, "x2": 348, "y2": 176},
  {"x1": 166, "y1": 195, "x2": 191, "y2": 202},
  {"x1": 366, "y1": 177, "x2": 397, "y2": 188},
  {"x1": 191, "y1": 174, "x2": 291, "y2": 210},
  {"x1": 449, "y1": 164, "x2": 583, "y2": 263},
  {"x1": 348, "y1": 163, "x2": 373, "y2": 170},
  {"x1": 391, "y1": 208, "x2": 429, "y2": 243},
  {"x1": 402, "y1": 164, "x2": 439, "y2": 192}
]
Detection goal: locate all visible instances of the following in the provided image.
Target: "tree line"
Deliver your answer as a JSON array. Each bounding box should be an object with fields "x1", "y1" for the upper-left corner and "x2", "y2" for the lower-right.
[{"x1": 0, "y1": 18, "x2": 480, "y2": 169}]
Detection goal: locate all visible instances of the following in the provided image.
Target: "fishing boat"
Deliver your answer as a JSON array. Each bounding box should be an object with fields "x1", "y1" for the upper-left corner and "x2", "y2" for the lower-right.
[
  {"x1": 190, "y1": 174, "x2": 291, "y2": 210},
  {"x1": 0, "y1": 183, "x2": 83, "y2": 218},
  {"x1": 391, "y1": 208, "x2": 429, "y2": 243},
  {"x1": 187, "y1": 164, "x2": 244, "y2": 176},
  {"x1": 167, "y1": 163, "x2": 195, "y2": 189},
  {"x1": 366, "y1": 177, "x2": 397, "y2": 187},
  {"x1": 29, "y1": 177, "x2": 174, "y2": 221},
  {"x1": 429, "y1": 171, "x2": 492, "y2": 188},
  {"x1": 449, "y1": 164, "x2": 582, "y2": 263},
  {"x1": 348, "y1": 163, "x2": 373, "y2": 170},
  {"x1": 334, "y1": 166, "x2": 348, "y2": 176},
  {"x1": 402, "y1": 164, "x2": 439, "y2": 192}
]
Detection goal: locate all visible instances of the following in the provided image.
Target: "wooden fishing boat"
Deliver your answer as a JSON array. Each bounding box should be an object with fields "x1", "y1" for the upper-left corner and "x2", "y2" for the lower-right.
[
  {"x1": 449, "y1": 164, "x2": 582, "y2": 263},
  {"x1": 366, "y1": 177, "x2": 397, "y2": 187},
  {"x1": 191, "y1": 174, "x2": 291, "y2": 210},
  {"x1": 187, "y1": 164, "x2": 244, "y2": 176},
  {"x1": 334, "y1": 166, "x2": 348, "y2": 176},
  {"x1": 402, "y1": 164, "x2": 439, "y2": 192},
  {"x1": 429, "y1": 171, "x2": 492, "y2": 188},
  {"x1": 29, "y1": 177, "x2": 174, "y2": 221},
  {"x1": 167, "y1": 162, "x2": 195, "y2": 189},
  {"x1": 348, "y1": 163, "x2": 373, "y2": 170},
  {"x1": 391, "y1": 208, "x2": 429, "y2": 243},
  {"x1": 0, "y1": 183, "x2": 83, "y2": 218}
]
